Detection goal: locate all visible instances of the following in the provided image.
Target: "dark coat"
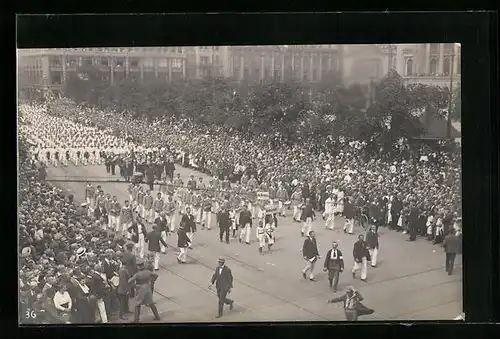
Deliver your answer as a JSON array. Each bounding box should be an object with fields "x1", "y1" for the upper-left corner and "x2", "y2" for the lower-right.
[
  {"x1": 443, "y1": 233, "x2": 462, "y2": 254},
  {"x1": 181, "y1": 214, "x2": 196, "y2": 232},
  {"x1": 211, "y1": 265, "x2": 233, "y2": 291},
  {"x1": 117, "y1": 266, "x2": 131, "y2": 295},
  {"x1": 177, "y1": 229, "x2": 191, "y2": 248},
  {"x1": 154, "y1": 217, "x2": 168, "y2": 232},
  {"x1": 239, "y1": 210, "x2": 252, "y2": 226},
  {"x1": 302, "y1": 237, "x2": 319, "y2": 259},
  {"x1": 129, "y1": 269, "x2": 158, "y2": 306},
  {"x1": 146, "y1": 229, "x2": 168, "y2": 253},
  {"x1": 88, "y1": 274, "x2": 110, "y2": 299},
  {"x1": 121, "y1": 251, "x2": 137, "y2": 276},
  {"x1": 128, "y1": 221, "x2": 148, "y2": 244},
  {"x1": 102, "y1": 259, "x2": 118, "y2": 280},
  {"x1": 353, "y1": 240, "x2": 371, "y2": 262},
  {"x1": 365, "y1": 231, "x2": 379, "y2": 249},
  {"x1": 145, "y1": 167, "x2": 155, "y2": 184},
  {"x1": 217, "y1": 210, "x2": 231, "y2": 229},
  {"x1": 344, "y1": 201, "x2": 355, "y2": 219},
  {"x1": 324, "y1": 249, "x2": 345, "y2": 271}
]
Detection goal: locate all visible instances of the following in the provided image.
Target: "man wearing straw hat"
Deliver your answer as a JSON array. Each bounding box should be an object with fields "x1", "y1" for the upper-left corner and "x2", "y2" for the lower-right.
[{"x1": 209, "y1": 257, "x2": 234, "y2": 318}]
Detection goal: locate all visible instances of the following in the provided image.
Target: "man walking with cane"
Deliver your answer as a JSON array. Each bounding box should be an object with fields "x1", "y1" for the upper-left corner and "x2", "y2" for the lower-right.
[
  {"x1": 302, "y1": 230, "x2": 320, "y2": 281},
  {"x1": 209, "y1": 258, "x2": 234, "y2": 318}
]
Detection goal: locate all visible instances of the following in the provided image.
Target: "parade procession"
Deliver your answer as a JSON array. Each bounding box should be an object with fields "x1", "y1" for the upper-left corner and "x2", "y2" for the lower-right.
[{"x1": 18, "y1": 46, "x2": 463, "y2": 324}]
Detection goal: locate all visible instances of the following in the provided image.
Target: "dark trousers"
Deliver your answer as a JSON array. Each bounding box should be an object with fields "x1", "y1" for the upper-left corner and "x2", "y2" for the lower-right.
[
  {"x1": 328, "y1": 269, "x2": 340, "y2": 291},
  {"x1": 133, "y1": 304, "x2": 160, "y2": 322},
  {"x1": 409, "y1": 225, "x2": 417, "y2": 241},
  {"x1": 217, "y1": 288, "x2": 233, "y2": 316},
  {"x1": 390, "y1": 211, "x2": 400, "y2": 230},
  {"x1": 445, "y1": 252, "x2": 457, "y2": 274},
  {"x1": 72, "y1": 298, "x2": 94, "y2": 323},
  {"x1": 117, "y1": 293, "x2": 130, "y2": 316},
  {"x1": 148, "y1": 182, "x2": 154, "y2": 191},
  {"x1": 111, "y1": 165, "x2": 116, "y2": 175},
  {"x1": 220, "y1": 227, "x2": 230, "y2": 243},
  {"x1": 106, "y1": 164, "x2": 111, "y2": 173}
]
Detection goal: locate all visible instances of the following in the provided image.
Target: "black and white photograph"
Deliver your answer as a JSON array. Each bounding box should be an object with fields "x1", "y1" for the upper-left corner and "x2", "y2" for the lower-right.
[{"x1": 17, "y1": 43, "x2": 463, "y2": 324}]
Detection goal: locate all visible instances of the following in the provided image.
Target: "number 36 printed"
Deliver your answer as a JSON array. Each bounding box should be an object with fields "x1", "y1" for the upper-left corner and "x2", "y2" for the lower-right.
[{"x1": 25, "y1": 310, "x2": 37, "y2": 318}]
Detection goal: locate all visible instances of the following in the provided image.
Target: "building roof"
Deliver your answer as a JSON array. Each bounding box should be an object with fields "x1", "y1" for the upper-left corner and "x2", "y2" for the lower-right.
[{"x1": 416, "y1": 113, "x2": 461, "y2": 139}]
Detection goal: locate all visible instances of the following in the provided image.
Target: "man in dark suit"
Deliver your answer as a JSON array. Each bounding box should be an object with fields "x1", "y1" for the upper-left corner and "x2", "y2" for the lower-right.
[
  {"x1": 443, "y1": 229, "x2": 462, "y2": 275},
  {"x1": 302, "y1": 230, "x2": 320, "y2": 281},
  {"x1": 209, "y1": 257, "x2": 234, "y2": 318},
  {"x1": 365, "y1": 225, "x2": 379, "y2": 268},
  {"x1": 407, "y1": 205, "x2": 420, "y2": 241},
  {"x1": 154, "y1": 212, "x2": 169, "y2": 253},
  {"x1": 323, "y1": 241, "x2": 344, "y2": 292},
  {"x1": 391, "y1": 195, "x2": 403, "y2": 231},
  {"x1": 146, "y1": 224, "x2": 168, "y2": 271},
  {"x1": 117, "y1": 258, "x2": 132, "y2": 319},
  {"x1": 217, "y1": 206, "x2": 231, "y2": 244},
  {"x1": 121, "y1": 243, "x2": 138, "y2": 277},
  {"x1": 88, "y1": 264, "x2": 112, "y2": 323}
]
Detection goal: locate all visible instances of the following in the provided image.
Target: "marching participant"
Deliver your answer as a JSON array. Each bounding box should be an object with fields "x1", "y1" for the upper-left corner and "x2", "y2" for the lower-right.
[
  {"x1": 343, "y1": 197, "x2": 355, "y2": 235},
  {"x1": 324, "y1": 193, "x2": 336, "y2": 231},
  {"x1": 143, "y1": 190, "x2": 154, "y2": 223},
  {"x1": 291, "y1": 189, "x2": 303, "y2": 222},
  {"x1": 365, "y1": 226, "x2": 379, "y2": 268},
  {"x1": 264, "y1": 209, "x2": 276, "y2": 253},
  {"x1": 128, "y1": 259, "x2": 161, "y2": 322},
  {"x1": 352, "y1": 234, "x2": 370, "y2": 282},
  {"x1": 176, "y1": 223, "x2": 191, "y2": 264},
  {"x1": 154, "y1": 211, "x2": 169, "y2": 254},
  {"x1": 184, "y1": 189, "x2": 194, "y2": 215},
  {"x1": 192, "y1": 190, "x2": 203, "y2": 227},
  {"x1": 300, "y1": 198, "x2": 315, "y2": 237},
  {"x1": 181, "y1": 207, "x2": 196, "y2": 248},
  {"x1": 146, "y1": 224, "x2": 168, "y2": 271},
  {"x1": 275, "y1": 183, "x2": 288, "y2": 217},
  {"x1": 127, "y1": 182, "x2": 135, "y2": 203},
  {"x1": 120, "y1": 200, "x2": 134, "y2": 239},
  {"x1": 136, "y1": 186, "x2": 145, "y2": 217},
  {"x1": 85, "y1": 182, "x2": 96, "y2": 210},
  {"x1": 109, "y1": 196, "x2": 121, "y2": 233},
  {"x1": 255, "y1": 220, "x2": 266, "y2": 255},
  {"x1": 153, "y1": 192, "x2": 164, "y2": 220},
  {"x1": 165, "y1": 195, "x2": 177, "y2": 233},
  {"x1": 229, "y1": 193, "x2": 241, "y2": 238},
  {"x1": 238, "y1": 204, "x2": 252, "y2": 245},
  {"x1": 323, "y1": 241, "x2": 344, "y2": 292},
  {"x1": 128, "y1": 212, "x2": 148, "y2": 259},
  {"x1": 302, "y1": 230, "x2": 320, "y2": 281},
  {"x1": 201, "y1": 193, "x2": 213, "y2": 230}
]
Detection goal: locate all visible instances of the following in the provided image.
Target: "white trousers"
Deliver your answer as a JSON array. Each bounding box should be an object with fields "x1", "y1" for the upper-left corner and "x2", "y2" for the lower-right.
[
  {"x1": 239, "y1": 224, "x2": 251, "y2": 243},
  {"x1": 368, "y1": 248, "x2": 378, "y2": 267},
  {"x1": 168, "y1": 214, "x2": 176, "y2": 232},
  {"x1": 202, "y1": 210, "x2": 212, "y2": 229},
  {"x1": 178, "y1": 247, "x2": 188, "y2": 262},
  {"x1": 193, "y1": 207, "x2": 202, "y2": 223},
  {"x1": 144, "y1": 209, "x2": 154, "y2": 223},
  {"x1": 109, "y1": 215, "x2": 120, "y2": 231},
  {"x1": 293, "y1": 206, "x2": 302, "y2": 220},
  {"x1": 352, "y1": 257, "x2": 368, "y2": 280},
  {"x1": 325, "y1": 213, "x2": 335, "y2": 230},
  {"x1": 135, "y1": 235, "x2": 145, "y2": 259},
  {"x1": 257, "y1": 234, "x2": 266, "y2": 248},
  {"x1": 301, "y1": 217, "x2": 313, "y2": 235},
  {"x1": 277, "y1": 201, "x2": 286, "y2": 216},
  {"x1": 187, "y1": 232, "x2": 194, "y2": 245},
  {"x1": 344, "y1": 218, "x2": 354, "y2": 234},
  {"x1": 302, "y1": 259, "x2": 316, "y2": 279},
  {"x1": 160, "y1": 231, "x2": 168, "y2": 253},
  {"x1": 96, "y1": 298, "x2": 108, "y2": 323},
  {"x1": 120, "y1": 221, "x2": 131, "y2": 237},
  {"x1": 152, "y1": 251, "x2": 160, "y2": 270}
]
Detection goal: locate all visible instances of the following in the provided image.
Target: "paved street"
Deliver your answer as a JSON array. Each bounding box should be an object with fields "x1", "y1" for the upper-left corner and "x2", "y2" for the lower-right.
[{"x1": 47, "y1": 164, "x2": 463, "y2": 322}]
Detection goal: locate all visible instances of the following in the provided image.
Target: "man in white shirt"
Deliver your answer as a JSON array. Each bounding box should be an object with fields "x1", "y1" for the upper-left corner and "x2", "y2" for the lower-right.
[{"x1": 324, "y1": 193, "x2": 336, "y2": 231}]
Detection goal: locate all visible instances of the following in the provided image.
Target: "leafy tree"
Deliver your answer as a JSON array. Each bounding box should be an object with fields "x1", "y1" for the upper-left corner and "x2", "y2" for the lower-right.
[
  {"x1": 406, "y1": 83, "x2": 450, "y2": 124},
  {"x1": 368, "y1": 70, "x2": 423, "y2": 145},
  {"x1": 451, "y1": 82, "x2": 461, "y2": 121}
]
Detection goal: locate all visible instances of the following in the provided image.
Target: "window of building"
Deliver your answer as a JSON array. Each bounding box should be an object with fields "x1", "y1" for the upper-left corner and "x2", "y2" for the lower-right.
[
  {"x1": 158, "y1": 59, "x2": 168, "y2": 68},
  {"x1": 83, "y1": 57, "x2": 93, "y2": 66},
  {"x1": 129, "y1": 58, "x2": 139, "y2": 68},
  {"x1": 49, "y1": 56, "x2": 62, "y2": 67},
  {"x1": 200, "y1": 56, "x2": 209, "y2": 65},
  {"x1": 303, "y1": 72, "x2": 308, "y2": 81},
  {"x1": 443, "y1": 56, "x2": 451, "y2": 76},
  {"x1": 143, "y1": 58, "x2": 154, "y2": 68},
  {"x1": 274, "y1": 69, "x2": 281, "y2": 80},
  {"x1": 429, "y1": 58, "x2": 437, "y2": 74},
  {"x1": 172, "y1": 58, "x2": 183, "y2": 69},
  {"x1": 115, "y1": 58, "x2": 125, "y2": 68},
  {"x1": 243, "y1": 68, "x2": 249, "y2": 79},
  {"x1": 312, "y1": 69, "x2": 318, "y2": 81},
  {"x1": 51, "y1": 71, "x2": 62, "y2": 85},
  {"x1": 66, "y1": 57, "x2": 77, "y2": 67},
  {"x1": 405, "y1": 58, "x2": 413, "y2": 76},
  {"x1": 100, "y1": 57, "x2": 109, "y2": 67},
  {"x1": 214, "y1": 55, "x2": 220, "y2": 64}
]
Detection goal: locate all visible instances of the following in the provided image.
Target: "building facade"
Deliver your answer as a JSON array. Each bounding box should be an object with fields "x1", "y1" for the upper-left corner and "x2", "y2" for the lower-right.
[
  {"x1": 227, "y1": 45, "x2": 342, "y2": 84},
  {"x1": 17, "y1": 47, "x2": 188, "y2": 97},
  {"x1": 395, "y1": 43, "x2": 461, "y2": 87}
]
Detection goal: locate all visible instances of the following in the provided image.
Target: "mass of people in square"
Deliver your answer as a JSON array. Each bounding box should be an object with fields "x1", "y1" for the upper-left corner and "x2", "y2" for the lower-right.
[{"x1": 18, "y1": 83, "x2": 462, "y2": 323}]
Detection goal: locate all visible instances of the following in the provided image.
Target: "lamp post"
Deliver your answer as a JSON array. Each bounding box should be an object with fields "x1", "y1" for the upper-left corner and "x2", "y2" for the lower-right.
[{"x1": 446, "y1": 52, "x2": 455, "y2": 139}]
